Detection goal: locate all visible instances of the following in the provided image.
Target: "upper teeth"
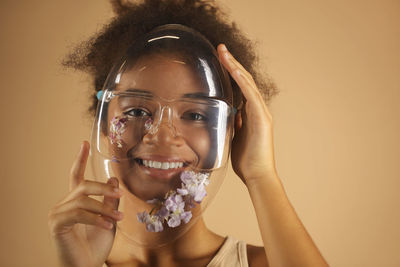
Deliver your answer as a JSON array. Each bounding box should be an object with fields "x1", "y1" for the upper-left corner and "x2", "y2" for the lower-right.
[{"x1": 142, "y1": 160, "x2": 184, "y2": 170}]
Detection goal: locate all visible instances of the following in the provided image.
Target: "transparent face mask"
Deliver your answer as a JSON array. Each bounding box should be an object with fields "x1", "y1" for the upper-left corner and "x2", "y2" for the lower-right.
[{"x1": 90, "y1": 24, "x2": 235, "y2": 247}]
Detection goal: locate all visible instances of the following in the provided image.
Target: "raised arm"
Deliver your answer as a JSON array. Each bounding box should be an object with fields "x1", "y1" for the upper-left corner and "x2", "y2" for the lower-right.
[{"x1": 218, "y1": 44, "x2": 328, "y2": 267}]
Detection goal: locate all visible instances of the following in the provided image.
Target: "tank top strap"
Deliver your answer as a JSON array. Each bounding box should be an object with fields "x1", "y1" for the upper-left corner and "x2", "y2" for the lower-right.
[{"x1": 207, "y1": 236, "x2": 249, "y2": 267}]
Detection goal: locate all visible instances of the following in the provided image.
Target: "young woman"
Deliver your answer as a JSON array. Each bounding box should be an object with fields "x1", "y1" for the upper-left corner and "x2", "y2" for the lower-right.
[{"x1": 48, "y1": 1, "x2": 328, "y2": 266}]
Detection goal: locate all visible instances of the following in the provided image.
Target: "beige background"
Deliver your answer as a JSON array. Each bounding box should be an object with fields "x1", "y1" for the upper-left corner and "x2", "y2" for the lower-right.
[{"x1": 0, "y1": 0, "x2": 399, "y2": 266}]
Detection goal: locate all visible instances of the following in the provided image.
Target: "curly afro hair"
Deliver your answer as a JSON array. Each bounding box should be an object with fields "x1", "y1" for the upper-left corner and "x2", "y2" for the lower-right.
[{"x1": 63, "y1": 0, "x2": 279, "y2": 116}]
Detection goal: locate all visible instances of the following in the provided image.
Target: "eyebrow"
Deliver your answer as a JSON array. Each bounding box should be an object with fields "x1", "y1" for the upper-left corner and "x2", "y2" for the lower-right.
[
  {"x1": 121, "y1": 88, "x2": 214, "y2": 100},
  {"x1": 182, "y1": 92, "x2": 213, "y2": 100},
  {"x1": 123, "y1": 88, "x2": 153, "y2": 96}
]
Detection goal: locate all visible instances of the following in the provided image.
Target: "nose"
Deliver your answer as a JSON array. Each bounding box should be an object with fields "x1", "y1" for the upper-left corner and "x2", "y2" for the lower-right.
[{"x1": 143, "y1": 106, "x2": 184, "y2": 146}]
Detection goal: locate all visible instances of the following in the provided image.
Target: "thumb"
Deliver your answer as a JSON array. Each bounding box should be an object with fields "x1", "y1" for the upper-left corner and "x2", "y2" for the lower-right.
[{"x1": 234, "y1": 110, "x2": 243, "y2": 133}]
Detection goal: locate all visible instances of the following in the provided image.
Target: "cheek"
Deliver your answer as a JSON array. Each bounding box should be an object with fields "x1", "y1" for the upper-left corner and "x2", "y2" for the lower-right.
[
  {"x1": 121, "y1": 122, "x2": 146, "y2": 147},
  {"x1": 185, "y1": 128, "x2": 216, "y2": 168},
  {"x1": 193, "y1": 133, "x2": 211, "y2": 157}
]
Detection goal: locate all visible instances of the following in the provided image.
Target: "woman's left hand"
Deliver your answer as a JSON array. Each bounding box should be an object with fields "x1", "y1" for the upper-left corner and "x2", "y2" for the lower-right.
[{"x1": 217, "y1": 44, "x2": 278, "y2": 185}]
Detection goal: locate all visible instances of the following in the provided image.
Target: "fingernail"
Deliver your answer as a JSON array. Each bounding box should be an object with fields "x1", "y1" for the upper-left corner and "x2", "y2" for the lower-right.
[
  {"x1": 105, "y1": 221, "x2": 114, "y2": 229},
  {"x1": 221, "y1": 44, "x2": 227, "y2": 51},
  {"x1": 113, "y1": 210, "x2": 123, "y2": 218},
  {"x1": 224, "y1": 51, "x2": 230, "y2": 60},
  {"x1": 113, "y1": 188, "x2": 123, "y2": 194},
  {"x1": 108, "y1": 177, "x2": 118, "y2": 187},
  {"x1": 77, "y1": 142, "x2": 84, "y2": 155}
]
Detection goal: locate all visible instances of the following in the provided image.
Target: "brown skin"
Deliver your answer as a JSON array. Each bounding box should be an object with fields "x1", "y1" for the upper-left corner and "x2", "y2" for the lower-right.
[
  {"x1": 48, "y1": 141, "x2": 123, "y2": 267},
  {"x1": 218, "y1": 44, "x2": 328, "y2": 266},
  {"x1": 48, "y1": 45, "x2": 327, "y2": 267},
  {"x1": 107, "y1": 54, "x2": 213, "y2": 201}
]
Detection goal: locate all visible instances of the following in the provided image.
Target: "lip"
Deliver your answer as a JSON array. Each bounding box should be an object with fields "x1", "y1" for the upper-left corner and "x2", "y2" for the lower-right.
[{"x1": 135, "y1": 155, "x2": 189, "y2": 180}]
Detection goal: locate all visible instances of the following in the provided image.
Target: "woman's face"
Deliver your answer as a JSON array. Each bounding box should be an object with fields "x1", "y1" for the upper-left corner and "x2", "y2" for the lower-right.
[{"x1": 106, "y1": 54, "x2": 217, "y2": 200}]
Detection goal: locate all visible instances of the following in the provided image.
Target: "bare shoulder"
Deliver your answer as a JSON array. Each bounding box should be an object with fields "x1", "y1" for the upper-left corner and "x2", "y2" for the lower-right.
[{"x1": 246, "y1": 244, "x2": 269, "y2": 267}]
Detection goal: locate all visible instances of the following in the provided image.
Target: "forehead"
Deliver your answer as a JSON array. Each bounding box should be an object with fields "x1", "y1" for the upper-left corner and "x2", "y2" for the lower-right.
[{"x1": 115, "y1": 53, "x2": 222, "y2": 100}]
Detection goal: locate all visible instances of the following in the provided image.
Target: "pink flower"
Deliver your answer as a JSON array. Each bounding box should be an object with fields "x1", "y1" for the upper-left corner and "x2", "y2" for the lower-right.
[
  {"x1": 109, "y1": 116, "x2": 128, "y2": 148},
  {"x1": 137, "y1": 171, "x2": 209, "y2": 232},
  {"x1": 179, "y1": 171, "x2": 209, "y2": 203},
  {"x1": 165, "y1": 194, "x2": 185, "y2": 213},
  {"x1": 136, "y1": 211, "x2": 164, "y2": 232}
]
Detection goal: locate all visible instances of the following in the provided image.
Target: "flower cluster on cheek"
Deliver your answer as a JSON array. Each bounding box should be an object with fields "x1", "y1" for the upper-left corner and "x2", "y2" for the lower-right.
[
  {"x1": 109, "y1": 115, "x2": 128, "y2": 148},
  {"x1": 137, "y1": 171, "x2": 210, "y2": 232}
]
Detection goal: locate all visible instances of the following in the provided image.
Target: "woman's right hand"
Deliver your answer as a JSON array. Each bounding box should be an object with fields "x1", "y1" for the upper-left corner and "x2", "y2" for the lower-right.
[{"x1": 48, "y1": 141, "x2": 124, "y2": 267}]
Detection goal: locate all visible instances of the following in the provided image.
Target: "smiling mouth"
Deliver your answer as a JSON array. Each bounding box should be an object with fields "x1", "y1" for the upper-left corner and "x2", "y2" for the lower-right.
[{"x1": 135, "y1": 158, "x2": 187, "y2": 170}]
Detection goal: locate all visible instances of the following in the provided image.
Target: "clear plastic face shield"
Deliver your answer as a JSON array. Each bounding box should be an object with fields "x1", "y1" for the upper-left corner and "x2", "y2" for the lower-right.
[{"x1": 90, "y1": 24, "x2": 235, "y2": 247}]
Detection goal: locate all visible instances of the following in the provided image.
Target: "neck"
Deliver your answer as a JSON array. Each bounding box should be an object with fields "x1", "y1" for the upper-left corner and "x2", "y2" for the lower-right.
[{"x1": 107, "y1": 217, "x2": 225, "y2": 267}]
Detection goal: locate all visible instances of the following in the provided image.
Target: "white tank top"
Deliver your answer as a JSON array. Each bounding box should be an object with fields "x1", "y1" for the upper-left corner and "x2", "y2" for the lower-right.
[{"x1": 207, "y1": 236, "x2": 249, "y2": 267}]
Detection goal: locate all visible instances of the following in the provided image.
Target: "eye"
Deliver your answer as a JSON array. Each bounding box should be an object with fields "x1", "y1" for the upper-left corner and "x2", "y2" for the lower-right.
[
  {"x1": 182, "y1": 112, "x2": 208, "y2": 122},
  {"x1": 124, "y1": 108, "x2": 151, "y2": 118}
]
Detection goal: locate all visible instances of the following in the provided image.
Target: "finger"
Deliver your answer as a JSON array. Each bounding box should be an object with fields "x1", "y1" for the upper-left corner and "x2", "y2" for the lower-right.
[
  {"x1": 234, "y1": 112, "x2": 243, "y2": 133},
  {"x1": 102, "y1": 178, "x2": 122, "y2": 228},
  {"x1": 217, "y1": 44, "x2": 264, "y2": 103},
  {"x1": 104, "y1": 177, "x2": 121, "y2": 211},
  {"x1": 49, "y1": 208, "x2": 114, "y2": 234},
  {"x1": 69, "y1": 141, "x2": 90, "y2": 190},
  {"x1": 218, "y1": 44, "x2": 273, "y2": 121},
  {"x1": 218, "y1": 44, "x2": 261, "y2": 101},
  {"x1": 54, "y1": 195, "x2": 123, "y2": 222},
  {"x1": 101, "y1": 178, "x2": 122, "y2": 229},
  {"x1": 61, "y1": 180, "x2": 123, "y2": 204},
  {"x1": 218, "y1": 44, "x2": 251, "y2": 78}
]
